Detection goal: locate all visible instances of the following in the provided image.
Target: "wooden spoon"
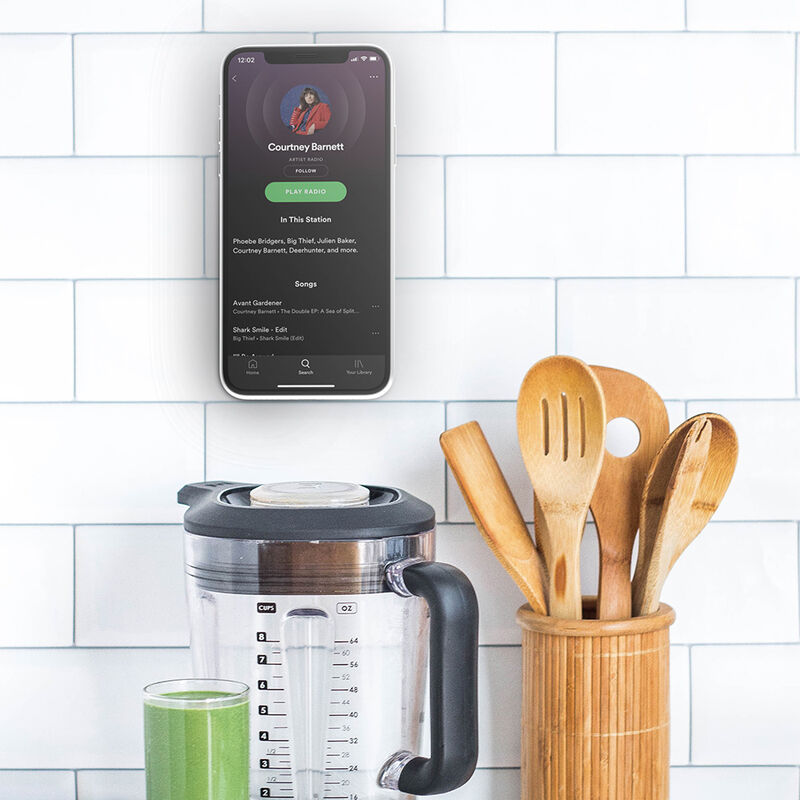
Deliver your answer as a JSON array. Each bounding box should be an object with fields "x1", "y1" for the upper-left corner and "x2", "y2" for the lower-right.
[
  {"x1": 632, "y1": 413, "x2": 738, "y2": 616},
  {"x1": 440, "y1": 421, "x2": 547, "y2": 615},
  {"x1": 517, "y1": 356, "x2": 606, "y2": 619},
  {"x1": 589, "y1": 366, "x2": 669, "y2": 619}
]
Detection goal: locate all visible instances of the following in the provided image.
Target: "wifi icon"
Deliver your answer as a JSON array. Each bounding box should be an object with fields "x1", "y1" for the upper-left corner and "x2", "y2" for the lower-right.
[{"x1": 360, "y1": 56, "x2": 368, "y2": 61}]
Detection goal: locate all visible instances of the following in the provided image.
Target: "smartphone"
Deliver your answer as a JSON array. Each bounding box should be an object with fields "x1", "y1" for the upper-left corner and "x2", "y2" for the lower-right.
[{"x1": 220, "y1": 45, "x2": 394, "y2": 399}]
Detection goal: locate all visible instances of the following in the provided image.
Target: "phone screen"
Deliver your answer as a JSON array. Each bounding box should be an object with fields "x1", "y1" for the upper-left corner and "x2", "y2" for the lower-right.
[{"x1": 221, "y1": 47, "x2": 391, "y2": 397}]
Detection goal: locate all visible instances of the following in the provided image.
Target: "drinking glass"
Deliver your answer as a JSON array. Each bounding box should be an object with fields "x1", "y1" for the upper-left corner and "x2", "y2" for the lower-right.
[{"x1": 143, "y1": 678, "x2": 249, "y2": 800}]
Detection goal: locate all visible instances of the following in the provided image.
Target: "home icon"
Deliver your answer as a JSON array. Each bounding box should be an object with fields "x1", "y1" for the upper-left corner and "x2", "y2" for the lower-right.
[{"x1": 248, "y1": 359, "x2": 258, "y2": 369}]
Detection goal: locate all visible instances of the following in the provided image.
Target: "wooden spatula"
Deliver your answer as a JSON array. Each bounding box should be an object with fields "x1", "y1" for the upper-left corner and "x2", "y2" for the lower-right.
[
  {"x1": 517, "y1": 356, "x2": 606, "y2": 619},
  {"x1": 440, "y1": 420, "x2": 547, "y2": 615},
  {"x1": 632, "y1": 413, "x2": 738, "y2": 616},
  {"x1": 589, "y1": 366, "x2": 669, "y2": 619}
]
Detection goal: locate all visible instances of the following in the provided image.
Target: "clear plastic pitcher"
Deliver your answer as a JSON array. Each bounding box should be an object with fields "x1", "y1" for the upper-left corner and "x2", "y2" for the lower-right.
[{"x1": 179, "y1": 481, "x2": 479, "y2": 800}]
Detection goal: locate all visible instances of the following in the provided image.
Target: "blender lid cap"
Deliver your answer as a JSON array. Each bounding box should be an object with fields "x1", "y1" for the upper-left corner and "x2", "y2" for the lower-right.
[
  {"x1": 178, "y1": 481, "x2": 436, "y2": 540},
  {"x1": 250, "y1": 481, "x2": 370, "y2": 508}
]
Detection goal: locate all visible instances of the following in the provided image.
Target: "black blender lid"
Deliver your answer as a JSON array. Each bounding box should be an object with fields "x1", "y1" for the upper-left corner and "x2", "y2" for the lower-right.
[{"x1": 178, "y1": 481, "x2": 436, "y2": 540}]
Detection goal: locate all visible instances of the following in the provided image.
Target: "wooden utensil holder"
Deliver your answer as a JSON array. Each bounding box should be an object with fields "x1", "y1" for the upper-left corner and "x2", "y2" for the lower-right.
[{"x1": 516, "y1": 597, "x2": 675, "y2": 800}]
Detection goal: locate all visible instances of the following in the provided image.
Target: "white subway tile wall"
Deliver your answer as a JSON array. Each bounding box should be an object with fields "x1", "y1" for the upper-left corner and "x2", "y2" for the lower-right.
[
  {"x1": 0, "y1": 282, "x2": 73, "y2": 399},
  {"x1": 75, "y1": 525, "x2": 188, "y2": 646},
  {"x1": 0, "y1": 527, "x2": 73, "y2": 647},
  {"x1": 692, "y1": 645, "x2": 800, "y2": 764},
  {"x1": 446, "y1": 0, "x2": 685, "y2": 31},
  {"x1": 446, "y1": 156, "x2": 685, "y2": 277},
  {"x1": 687, "y1": 0, "x2": 800, "y2": 31},
  {"x1": 670, "y1": 766, "x2": 800, "y2": 800},
  {"x1": 0, "y1": 772, "x2": 75, "y2": 800},
  {"x1": 557, "y1": 33, "x2": 796, "y2": 154},
  {"x1": 318, "y1": 32, "x2": 555, "y2": 155},
  {"x1": 76, "y1": 771, "x2": 146, "y2": 800},
  {"x1": 0, "y1": 36, "x2": 72, "y2": 155},
  {"x1": 1, "y1": 3, "x2": 799, "y2": 797},
  {"x1": 687, "y1": 157, "x2": 800, "y2": 276},
  {"x1": 75, "y1": 280, "x2": 224, "y2": 400},
  {"x1": 0, "y1": 159, "x2": 204, "y2": 279}
]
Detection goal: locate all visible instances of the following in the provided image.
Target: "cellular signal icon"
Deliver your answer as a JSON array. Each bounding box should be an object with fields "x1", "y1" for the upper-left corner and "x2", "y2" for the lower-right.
[
  {"x1": 350, "y1": 56, "x2": 358, "y2": 62},
  {"x1": 360, "y1": 55, "x2": 368, "y2": 61}
]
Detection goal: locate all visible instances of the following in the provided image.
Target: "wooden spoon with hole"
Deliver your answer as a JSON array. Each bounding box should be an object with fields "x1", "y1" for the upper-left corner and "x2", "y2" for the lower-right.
[
  {"x1": 440, "y1": 421, "x2": 547, "y2": 615},
  {"x1": 632, "y1": 413, "x2": 738, "y2": 616},
  {"x1": 517, "y1": 355, "x2": 606, "y2": 619},
  {"x1": 589, "y1": 366, "x2": 669, "y2": 619}
]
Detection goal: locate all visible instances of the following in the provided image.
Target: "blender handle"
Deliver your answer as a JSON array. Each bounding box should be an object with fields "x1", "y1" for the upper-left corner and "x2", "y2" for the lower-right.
[{"x1": 398, "y1": 561, "x2": 479, "y2": 795}]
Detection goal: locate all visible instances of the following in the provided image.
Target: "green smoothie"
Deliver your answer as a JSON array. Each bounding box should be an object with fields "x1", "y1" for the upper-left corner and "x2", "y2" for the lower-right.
[{"x1": 144, "y1": 685, "x2": 249, "y2": 800}]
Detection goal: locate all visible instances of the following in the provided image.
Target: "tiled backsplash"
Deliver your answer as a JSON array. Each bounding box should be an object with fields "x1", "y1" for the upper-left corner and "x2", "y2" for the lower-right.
[{"x1": 1, "y1": 2, "x2": 799, "y2": 798}]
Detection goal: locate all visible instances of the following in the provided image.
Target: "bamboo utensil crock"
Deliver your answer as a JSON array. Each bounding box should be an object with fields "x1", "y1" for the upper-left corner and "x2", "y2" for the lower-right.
[{"x1": 517, "y1": 597, "x2": 675, "y2": 800}]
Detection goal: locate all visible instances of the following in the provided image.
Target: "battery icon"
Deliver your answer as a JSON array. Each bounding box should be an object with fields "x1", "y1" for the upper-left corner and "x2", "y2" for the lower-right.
[{"x1": 369, "y1": 56, "x2": 378, "y2": 61}]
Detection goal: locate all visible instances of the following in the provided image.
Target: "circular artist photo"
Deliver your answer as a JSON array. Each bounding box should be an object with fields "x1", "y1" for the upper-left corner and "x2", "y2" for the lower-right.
[{"x1": 288, "y1": 86, "x2": 331, "y2": 136}]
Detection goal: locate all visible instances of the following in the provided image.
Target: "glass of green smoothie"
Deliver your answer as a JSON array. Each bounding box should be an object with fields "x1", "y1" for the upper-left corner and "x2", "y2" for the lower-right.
[{"x1": 143, "y1": 678, "x2": 249, "y2": 800}]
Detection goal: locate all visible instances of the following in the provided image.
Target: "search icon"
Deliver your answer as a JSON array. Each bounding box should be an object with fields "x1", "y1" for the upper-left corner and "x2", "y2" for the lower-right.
[{"x1": 300, "y1": 359, "x2": 310, "y2": 369}]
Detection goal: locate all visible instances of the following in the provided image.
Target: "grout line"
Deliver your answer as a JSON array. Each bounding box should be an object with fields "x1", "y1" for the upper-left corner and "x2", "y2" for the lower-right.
[
  {"x1": 554, "y1": 279, "x2": 559, "y2": 353},
  {"x1": 442, "y1": 156, "x2": 448, "y2": 275},
  {"x1": 70, "y1": 35, "x2": 76, "y2": 154},
  {"x1": 796, "y1": 522, "x2": 800, "y2": 646},
  {"x1": 683, "y1": 155, "x2": 688, "y2": 275},
  {"x1": 0, "y1": 518, "x2": 791, "y2": 528},
  {"x1": 0, "y1": 765, "x2": 795, "y2": 774},
  {"x1": 201, "y1": 156, "x2": 207, "y2": 276},
  {"x1": 442, "y1": 0, "x2": 446, "y2": 30},
  {"x1": 684, "y1": 0, "x2": 688, "y2": 30},
  {"x1": 4, "y1": 766, "x2": 529, "y2": 773},
  {"x1": 0, "y1": 396, "x2": 794, "y2": 408},
  {"x1": 795, "y1": 34, "x2": 798, "y2": 153},
  {"x1": 3, "y1": 274, "x2": 798, "y2": 282},
  {"x1": 0, "y1": 640, "x2": 797, "y2": 650},
  {"x1": 72, "y1": 525, "x2": 77, "y2": 646},
  {"x1": 689, "y1": 641, "x2": 800, "y2": 648},
  {"x1": 0, "y1": 396, "x2": 796, "y2": 406},
  {"x1": 795, "y1": 522, "x2": 800, "y2": 648},
  {"x1": 6, "y1": 152, "x2": 800, "y2": 160},
  {"x1": 443, "y1": 401, "x2": 449, "y2": 520},
  {"x1": 0, "y1": 154, "x2": 209, "y2": 160},
  {"x1": 201, "y1": 0, "x2": 205, "y2": 31},
  {"x1": 0, "y1": 645, "x2": 191, "y2": 651},
  {"x1": 687, "y1": 645, "x2": 693, "y2": 763},
  {"x1": 5, "y1": 272, "x2": 797, "y2": 282},
  {"x1": 405, "y1": 274, "x2": 800, "y2": 281},
  {"x1": 795, "y1": 279, "x2": 798, "y2": 396},
  {"x1": 72, "y1": 281, "x2": 77, "y2": 399},
  {"x1": 203, "y1": 403, "x2": 208, "y2": 481},
  {"x1": 553, "y1": 33, "x2": 558, "y2": 152},
  {"x1": 3, "y1": 29, "x2": 797, "y2": 35},
  {"x1": 74, "y1": 770, "x2": 78, "y2": 799}
]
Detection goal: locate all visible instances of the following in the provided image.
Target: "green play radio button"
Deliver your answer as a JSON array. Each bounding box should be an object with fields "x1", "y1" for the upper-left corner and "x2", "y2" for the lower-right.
[{"x1": 265, "y1": 181, "x2": 347, "y2": 202}]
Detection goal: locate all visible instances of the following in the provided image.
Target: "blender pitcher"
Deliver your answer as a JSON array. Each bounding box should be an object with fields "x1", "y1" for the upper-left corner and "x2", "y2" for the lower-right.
[{"x1": 178, "y1": 480, "x2": 479, "y2": 800}]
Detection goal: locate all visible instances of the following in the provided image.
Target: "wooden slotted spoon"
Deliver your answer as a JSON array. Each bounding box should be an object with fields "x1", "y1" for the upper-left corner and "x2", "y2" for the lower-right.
[
  {"x1": 589, "y1": 366, "x2": 669, "y2": 619},
  {"x1": 632, "y1": 413, "x2": 738, "y2": 616},
  {"x1": 517, "y1": 356, "x2": 607, "y2": 619},
  {"x1": 440, "y1": 421, "x2": 547, "y2": 615}
]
